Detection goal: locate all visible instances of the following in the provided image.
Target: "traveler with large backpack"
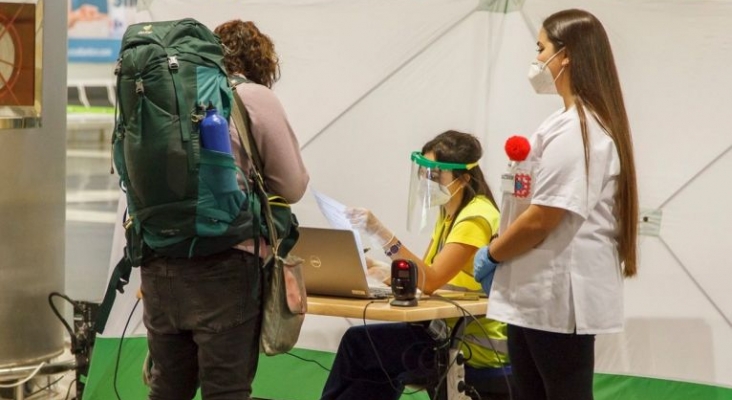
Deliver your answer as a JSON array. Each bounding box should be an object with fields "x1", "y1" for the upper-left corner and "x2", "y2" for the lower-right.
[{"x1": 111, "y1": 19, "x2": 308, "y2": 400}]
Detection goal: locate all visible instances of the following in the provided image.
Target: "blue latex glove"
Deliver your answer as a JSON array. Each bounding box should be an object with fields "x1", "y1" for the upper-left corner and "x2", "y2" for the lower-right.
[{"x1": 474, "y1": 246, "x2": 499, "y2": 295}]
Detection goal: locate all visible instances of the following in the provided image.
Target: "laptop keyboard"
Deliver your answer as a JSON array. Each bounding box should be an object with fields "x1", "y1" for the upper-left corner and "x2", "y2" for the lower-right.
[{"x1": 369, "y1": 286, "x2": 392, "y2": 298}]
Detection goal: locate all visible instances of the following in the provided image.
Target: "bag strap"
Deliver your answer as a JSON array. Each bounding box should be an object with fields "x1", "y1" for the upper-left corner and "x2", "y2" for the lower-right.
[
  {"x1": 229, "y1": 78, "x2": 279, "y2": 258},
  {"x1": 230, "y1": 78, "x2": 300, "y2": 260},
  {"x1": 229, "y1": 76, "x2": 265, "y2": 175}
]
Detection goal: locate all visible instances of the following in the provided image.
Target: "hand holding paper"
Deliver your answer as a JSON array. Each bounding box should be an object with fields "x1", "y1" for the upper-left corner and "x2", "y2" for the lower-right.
[{"x1": 345, "y1": 207, "x2": 394, "y2": 248}]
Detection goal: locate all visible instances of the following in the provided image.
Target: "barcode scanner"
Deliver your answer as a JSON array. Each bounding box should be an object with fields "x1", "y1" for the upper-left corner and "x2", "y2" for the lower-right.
[{"x1": 391, "y1": 259, "x2": 418, "y2": 307}]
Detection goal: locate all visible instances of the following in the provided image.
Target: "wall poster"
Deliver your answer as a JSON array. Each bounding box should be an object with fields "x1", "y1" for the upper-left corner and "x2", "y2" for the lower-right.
[
  {"x1": 68, "y1": 0, "x2": 137, "y2": 63},
  {"x1": 0, "y1": 0, "x2": 42, "y2": 129}
]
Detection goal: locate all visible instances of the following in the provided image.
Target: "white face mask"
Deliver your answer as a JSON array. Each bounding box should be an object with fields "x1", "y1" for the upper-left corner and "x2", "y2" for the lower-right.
[
  {"x1": 528, "y1": 48, "x2": 565, "y2": 94},
  {"x1": 418, "y1": 177, "x2": 458, "y2": 207}
]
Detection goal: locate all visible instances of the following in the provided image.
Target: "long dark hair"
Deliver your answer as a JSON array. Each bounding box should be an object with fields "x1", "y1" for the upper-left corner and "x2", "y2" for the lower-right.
[
  {"x1": 214, "y1": 20, "x2": 280, "y2": 88},
  {"x1": 543, "y1": 9, "x2": 638, "y2": 277},
  {"x1": 421, "y1": 130, "x2": 497, "y2": 222}
]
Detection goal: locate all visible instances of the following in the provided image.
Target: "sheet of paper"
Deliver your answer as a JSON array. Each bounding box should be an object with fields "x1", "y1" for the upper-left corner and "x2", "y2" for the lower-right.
[
  {"x1": 310, "y1": 187, "x2": 351, "y2": 230},
  {"x1": 311, "y1": 188, "x2": 369, "y2": 271}
]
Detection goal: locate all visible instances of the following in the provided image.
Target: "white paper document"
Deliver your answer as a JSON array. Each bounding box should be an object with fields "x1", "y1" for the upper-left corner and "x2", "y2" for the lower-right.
[
  {"x1": 310, "y1": 188, "x2": 369, "y2": 271},
  {"x1": 311, "y1": 188, "x2": 351, "y2": 230}
]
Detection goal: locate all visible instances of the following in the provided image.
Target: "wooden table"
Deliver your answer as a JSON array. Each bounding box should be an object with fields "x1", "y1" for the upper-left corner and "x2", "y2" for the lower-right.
[{"x1": 306, "y1": 292, "x2": 488, "y2": 321}]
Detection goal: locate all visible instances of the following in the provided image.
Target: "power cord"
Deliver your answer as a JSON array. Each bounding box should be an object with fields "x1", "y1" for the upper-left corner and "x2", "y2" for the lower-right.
[
  {"x1": 435, "y1": 295, "x2": 512, "y2": 399},
  {"x1": 277, "y1": 297, "x2": 511, "y2": 399},
  {"x1": 290, "y1": 300, "x2": 431, "y2": 391},
  {"x1": 284, "y1": 352, "x2": 331, "y2": 372},
  {"x1": 64, "y1": 378, "x2": 77, "y2": 400},
  {"x1": 430, "y1": 304, "x2": 471, "y2": 398},
  {"x1": 429, "y1": 294, "x2": 514, "y2": 400},
  {"x1": 113, "y1": 298, "x2": 141, "y2": 400},
  {"x1": 360, "y1": 301, "x2": 442, "y2": 396},
  {"x1": 361, "y1": 300, "x2": 407, "y2": 393},
  {"x1": 48, "y1": 292, "x2": 99, "y2": 399},
  {"x1": 48, "y1": 293, "x2": 78, "y2": 352},
  {"x1": 24, "y1": 375, "x2": 64, "y2": 399}
]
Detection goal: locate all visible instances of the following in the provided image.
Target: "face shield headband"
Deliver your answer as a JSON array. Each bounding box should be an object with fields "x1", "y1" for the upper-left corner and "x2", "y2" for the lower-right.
[{"x1": 410, "y1": 151, "x2": 479, "y2": 175}]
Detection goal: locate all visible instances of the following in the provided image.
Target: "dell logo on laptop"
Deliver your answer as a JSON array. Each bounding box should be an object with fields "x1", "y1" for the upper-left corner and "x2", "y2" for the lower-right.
[{"x1": 309, "y1": 256, "x2": 322, "y2": 268}]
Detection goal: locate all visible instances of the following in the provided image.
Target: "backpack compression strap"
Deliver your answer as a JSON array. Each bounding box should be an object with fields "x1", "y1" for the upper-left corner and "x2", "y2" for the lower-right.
[{"x1": 94, "y1": 255, "x2": 133, "y2": 334}]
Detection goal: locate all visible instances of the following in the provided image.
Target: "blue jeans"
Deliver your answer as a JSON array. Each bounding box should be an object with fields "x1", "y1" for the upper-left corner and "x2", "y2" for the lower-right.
[
  {"x1": 321, "y1": 322, "x2": 441, "y2": 400},
  {"x1": 141, "y1": 248, "x2": 261, "y2": 400}
]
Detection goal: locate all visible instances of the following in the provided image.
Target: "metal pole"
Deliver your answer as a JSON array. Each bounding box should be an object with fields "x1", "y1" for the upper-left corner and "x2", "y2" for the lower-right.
[{"x1": 0, "y1": 360, "x2": 76, "y2": 381}]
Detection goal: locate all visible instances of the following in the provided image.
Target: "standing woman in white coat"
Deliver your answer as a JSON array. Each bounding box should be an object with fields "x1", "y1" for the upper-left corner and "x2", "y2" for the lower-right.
[{"x1": 473, "y1": 9, "x2": 638, "y2": 400}]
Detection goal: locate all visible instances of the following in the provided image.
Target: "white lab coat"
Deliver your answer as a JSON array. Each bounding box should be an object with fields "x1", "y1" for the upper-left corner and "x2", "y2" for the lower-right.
[{"x1": 487, "y1": 106, "x2": 624, "y2": 334}]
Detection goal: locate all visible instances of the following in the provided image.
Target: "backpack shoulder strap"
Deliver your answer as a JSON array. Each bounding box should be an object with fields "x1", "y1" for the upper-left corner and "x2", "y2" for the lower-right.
[{"x1": 229, "y1": 78, "x2": 269, "y2": 258}]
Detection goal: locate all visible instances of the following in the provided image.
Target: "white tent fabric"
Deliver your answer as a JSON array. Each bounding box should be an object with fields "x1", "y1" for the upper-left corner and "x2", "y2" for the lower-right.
[{"x1": 100, "y1": 0, "x2": 732, "y2": 394}]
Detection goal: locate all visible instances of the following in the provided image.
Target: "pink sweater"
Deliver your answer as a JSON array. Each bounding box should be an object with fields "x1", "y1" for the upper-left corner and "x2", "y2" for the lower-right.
[
  {"x1": 229, "y1": 81, "x2": 309, "y2": 256},
  {"x1": 229, "y1": 82, "x2": 309, "y2": 203}
]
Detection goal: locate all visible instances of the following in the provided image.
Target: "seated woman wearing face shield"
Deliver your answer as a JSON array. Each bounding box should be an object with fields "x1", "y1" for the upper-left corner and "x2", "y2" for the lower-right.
[{"x1": 320, "y1": 130, "x2": 509, "y2": 400}]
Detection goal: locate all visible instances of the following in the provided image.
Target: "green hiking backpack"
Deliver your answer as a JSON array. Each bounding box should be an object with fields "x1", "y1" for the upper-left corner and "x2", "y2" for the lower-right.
[
  {"x1": 112, "y1": 18, "x2": 258, "y2": 262},
  {"x1": 96, "y1": 18, "x2": 300, "y2": 335}
]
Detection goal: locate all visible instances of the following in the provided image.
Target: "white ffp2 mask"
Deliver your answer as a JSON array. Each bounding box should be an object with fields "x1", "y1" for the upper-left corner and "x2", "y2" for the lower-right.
[
  {"x1": 419, "y1": 179, "x2": 450, "y2": 207},
  {"x1": 418, "y1": 177, "x2": 459, "y2": 207},
  {"x1": 528, "y1": 49, "x2": 565, "y2": 94}
]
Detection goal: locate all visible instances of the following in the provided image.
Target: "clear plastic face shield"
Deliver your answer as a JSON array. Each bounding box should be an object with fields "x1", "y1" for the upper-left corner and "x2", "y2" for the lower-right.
[{"x1": 407, "y1": 151, "x2": 478, "y2": 233}]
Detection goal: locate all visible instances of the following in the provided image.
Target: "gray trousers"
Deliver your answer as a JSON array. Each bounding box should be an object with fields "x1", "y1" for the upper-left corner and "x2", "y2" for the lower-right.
[{"x1": 141, "y1": 248, "x2": 262, "y2": 400}]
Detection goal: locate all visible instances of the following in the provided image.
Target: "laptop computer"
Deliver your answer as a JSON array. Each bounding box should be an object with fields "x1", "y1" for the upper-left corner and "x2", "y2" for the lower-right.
[{"x1": 292, "y1": 227, "x2": 392, "y2": 299}]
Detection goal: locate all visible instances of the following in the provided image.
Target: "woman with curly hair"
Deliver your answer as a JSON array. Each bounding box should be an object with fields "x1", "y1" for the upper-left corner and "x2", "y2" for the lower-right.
[
  {"x1": 213, "y1": 19, "x2": 307, "y2": 203},
  {"x1": 215, "y1": 20, "x2": 280, "y2": 88},
  {"x1": 141, "y1": 19, "x2": 308, "y2": 400}
]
